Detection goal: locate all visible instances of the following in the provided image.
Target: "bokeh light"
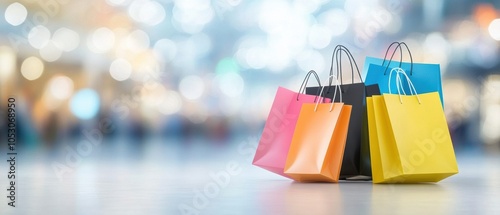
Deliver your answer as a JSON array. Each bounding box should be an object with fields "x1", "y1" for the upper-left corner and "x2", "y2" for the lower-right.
[
  {"x1": 109, "y1": 58, "x2": 132, "y2": 81},
  {"x1": 4, "y1": 2, "x2": 27, "y2": 26},
  {"x1": 319, "y1": 9, "x2": 350, "y2": 37},
  {"x1": 157, "y1": 90, "x2": 183, "y2": 115},
  {"x1": 0, "y1": 46, "x2": 16, "y2": 78},
  {"x1": 39, "y1": 41, "x2": 63, "y2": 62},
  {"x1": 28, "y1": 25, "x2": 51, "y2": 50},
  {"x1": 69, "y1": 89, "x2": 101, "y2": 120},
  {"x1": 140, "y1": 83, "x2": 167, "y2": 107},
  {"x1": 179, "y1": 75, "x2": 204, "y2": 100},
  {"x1": 473, "y1": 3, "x2": 498, "y2": 29},
  {"x1": 153, "y1": 39, "x2": 177, "y2": 63},
  {"x1": 296, "y1": 49, "x2": 326, "y2": 74},
  {"x1": 172, "y1": 0, "x2": 214, "y2": 34},
  {"x1": 125, "y1": 30, "x2": 150, "y2": 53},
  {"x1": 48, "y1": 76, "x2": 74, "y2": 100},
  {"x1": 88, "y1": 27, "x2": 115, "y2": 53},
  {"x1": 308, "y1": 24, "x2": 332, "y2": 49},
  {"x1": 128, "y1": 0, "x2": 166, "y2": 26},
  {"x1": 216, "y1": 58, "x2": 239, "y2": 75},
  {"x1": 106, "y1": 0, "x2": 130, "y2": 6},
  {"x1": 53, "y1": 28, "x2": 81, "y2": 52},
  {"x1": 488, "y1": 19, "x2": 500, "y2": 41},
  {"x1": 21, "y1": 57, "x2": 44, "y2": 81},
  {"x1": 217, "y1": 72, "x2": 244, "y2": 98}
]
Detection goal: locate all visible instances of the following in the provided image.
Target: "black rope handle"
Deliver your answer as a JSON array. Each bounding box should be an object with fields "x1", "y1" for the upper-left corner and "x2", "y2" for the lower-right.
[
  {"x1": 297, "y1": 70, "x2": 322, "y2": 101},
  {"x1": 381, "y1": 42, "x2": 403, "y2": 67},
  {"x1": 324, "y1": 45, "x2": 362, "y2": 96},
  {"x1": 382, "y1": 42, "x2": 414, "y2": 75},
  {"x1": 334, "y1": 46, "x2": 362, "y2": 84},
  {"x1": 328, "y1": 45, "x2": 362, "y2": 85}
]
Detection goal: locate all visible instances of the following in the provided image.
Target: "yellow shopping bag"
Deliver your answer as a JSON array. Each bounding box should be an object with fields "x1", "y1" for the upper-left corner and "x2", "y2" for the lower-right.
[{"x1": 368, "y1": 68, "x2": 458, "y2": 183}]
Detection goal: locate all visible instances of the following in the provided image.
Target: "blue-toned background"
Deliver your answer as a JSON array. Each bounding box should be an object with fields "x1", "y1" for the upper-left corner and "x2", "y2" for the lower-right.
[{"x1": 0, "y1": 0, "x2": 499, "y2": 214}]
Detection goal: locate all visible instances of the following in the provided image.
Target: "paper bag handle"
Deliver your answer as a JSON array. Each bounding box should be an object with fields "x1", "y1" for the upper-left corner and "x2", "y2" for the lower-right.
[
  {"x1": 297, "y1": 70, "x2": 322, "y2": 101},
  {"x1": 388, "y1": 67, "x2": 421, "y2": 104},
  {"x1": 382, "y1": 42, "x2": 414, "y2": 76},
  {"x1": 315, "y1": 75, "x2": 342, "y2": 112},
  {"x1": 328, "y1": 45, "x2": 363, "y2": 85}
]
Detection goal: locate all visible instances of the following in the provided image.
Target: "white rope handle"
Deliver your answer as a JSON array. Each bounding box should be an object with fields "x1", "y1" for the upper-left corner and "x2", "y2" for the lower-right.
[
  {"x1": 388, "y1": 67, "x2": 406, "y2": 95},
  {"x1": 314, "y1": 75, "x2": 341, "y2": 112},
  {"x1": 396, "y1": 70, "x2": 421, "y2": 104},
  {"x1": 388, "y1": 67, "x2": 421, "y2": 104},
  {"x1": 328, "y1": 75, "x2": 342, "y2": 112}
]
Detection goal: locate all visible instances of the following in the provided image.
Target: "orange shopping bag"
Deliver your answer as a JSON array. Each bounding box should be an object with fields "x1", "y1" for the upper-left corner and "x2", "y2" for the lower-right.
[{"x1": 284, "y1": 79, "x2": 352, "y2": 182}]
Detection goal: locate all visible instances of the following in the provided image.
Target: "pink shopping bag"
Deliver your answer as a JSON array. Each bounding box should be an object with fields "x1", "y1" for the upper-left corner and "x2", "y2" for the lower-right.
[{"x1": 253, "y1": 70, "x2": 330, "y2": 178}]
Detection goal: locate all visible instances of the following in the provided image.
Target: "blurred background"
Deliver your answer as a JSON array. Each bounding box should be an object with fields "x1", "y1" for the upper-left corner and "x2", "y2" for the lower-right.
[
  {"x1": 1, "y1": 0, "x2": 499, "y2": 153},
  {"x1": 0, "y1": 0, "x2": 500, "y2": 213}
]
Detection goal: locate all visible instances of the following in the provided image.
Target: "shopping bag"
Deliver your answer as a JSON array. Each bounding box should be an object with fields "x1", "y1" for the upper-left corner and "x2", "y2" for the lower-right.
[
  {"x1": 369, "y1": 68, "x2": 458, "y2": 183},
  {"x1": 285, "y1": 82, "x2": 352, "y2": 182},
  {"x1": 306, "y1": 45, "x2": 371, "y2": 178},
  {"x1": 363, "y1": 42, "x2": 444, "y2": 106},
  {"x1": 253, "y1": 70, "x2": 330, "y2": 178},
  {"x1": 358, "y1": 84, "x2": 381, "y2": 179}
]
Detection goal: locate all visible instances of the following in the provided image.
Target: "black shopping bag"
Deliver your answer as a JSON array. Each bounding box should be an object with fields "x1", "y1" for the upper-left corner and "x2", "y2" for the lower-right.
[{"x1": 306, "y1": 45, "x2": 371, "y2": 179}]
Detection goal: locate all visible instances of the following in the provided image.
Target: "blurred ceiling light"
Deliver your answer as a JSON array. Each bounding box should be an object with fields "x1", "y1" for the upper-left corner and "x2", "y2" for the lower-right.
[
  {"x1": 4, "y1": 2, "x2": 27, "y2": 26},
  {"x1": 179, "y1": 75, "x2": 204, "y2": 100},
  {"x1": 172, "y1": 0, "x2": 214, "y2": 34},
  {"x1": 293, "y1": 0, "x2": 327, "y2": 14},
  {"x1": 319, "y1": 9, "x2": 350, "y2": 36},
  {"x1": 296, "y1": 49, "x2": 325, "y2": 75},
  {"x1": 217, "y1": 72, "x2": 244, "y2": 98},
  {"x1": 157, "y1": 90, "x2": 183, "y2": 115},
  {"x1": 106, "y1": 0, "x2": 130, "y2": 6},
  {"x1": 308, "y1": 24, "x2": 332, "y2": 49},
  {"x1": 20, "y1": 57, "x2": 44, "y2": 81},
  {"x1": 48, "y1": 76, "x2": 74, "y2": 100},
  {"x1": 481, "y1": 104, "x2": 500, "y2": 144},
  {"x1": 125, "y1": 30, "x2": 150, "y2": 53},
  {"x1": 0, "y1": 46, "x2": 16, "y2": 78},
  {"x1": 344, "y1": 0, "x2": 377, "y2": 18},
  {"x1": 53, "y1": 28, "x2": 80, "y2": 52},
  {"x1": 70, "y1": 89, "x2": 100, "y2": 120},
  {"x1": 109, "y1": 58, "x2": 132, "y2": 81},
  {"x1": 234, "y1": 36, "x2": 266, "y2": 69},
  {"x1": 128, "y1": 0, "x2": 166, "y2": 26},
  {"x1": 258, "y1": 0, "x2": 292, "y2": 33},
  {"x1": 473, "y1": 3, "x2": 497, "y2": 29},
  {"x1": 216, "y1": 57, "x2": 239, "y2": 75},
  {"x1": 39, "y1": 41, "x2": 63, "y2": 62},
  {"x1": 245, "y1": 47, "x2": 268, "y2": 69},
  {"x1": 383, "y1": 15, "x2": 402, "y2": 35},
  {"x1": 488, "y1": 19, "x2": 500, "y2": 41},
  {"x1": 265, "y1": 47, "x2": 292, "y2": 72},
  {"x1": 141, "y1": 83, "x2": 167, "y2": 107},
  {"x1": 423, "y1": 32, "x2": 449, "y2": 66},
  {"x1": 153, "y1": 39, "x2": 177, "y2": 63},
  {"x1": 449, "y1": 20, "x2": 478, "y2": 48},
  {"x1": 28, "y1": 25, "x2": 51, "y2": 49},
  {"x1": 467, "y1": 38, "x2": 498, "y2": 69},
  {"x1": 189, "y1": 33, "x2": 212, "y2": 57},
  {"x1": 88, "y1": 27, "x2": 115, "y2": 53}
]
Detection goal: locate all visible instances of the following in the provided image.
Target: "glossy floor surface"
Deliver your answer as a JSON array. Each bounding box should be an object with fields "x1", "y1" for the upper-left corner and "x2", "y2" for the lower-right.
[{"x1": 1, "y1": 139, "x2": 499, "y2": 215}]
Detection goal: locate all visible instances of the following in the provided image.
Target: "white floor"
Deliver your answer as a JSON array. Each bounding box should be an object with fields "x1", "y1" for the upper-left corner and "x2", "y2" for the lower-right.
[{"x1": 1, "y1": 140, "x2": 499, "y2": 215}]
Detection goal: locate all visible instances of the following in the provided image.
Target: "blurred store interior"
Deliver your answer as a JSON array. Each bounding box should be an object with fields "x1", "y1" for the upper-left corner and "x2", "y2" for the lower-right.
[{"x1": 1, "y1": 0, "x2": 500, "y2": 156}]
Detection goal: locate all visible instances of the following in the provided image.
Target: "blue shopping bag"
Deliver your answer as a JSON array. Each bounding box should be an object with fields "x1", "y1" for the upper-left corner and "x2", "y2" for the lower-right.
[{"x1": 362, "y1": 42, "x2": 444, "y2": 106}]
